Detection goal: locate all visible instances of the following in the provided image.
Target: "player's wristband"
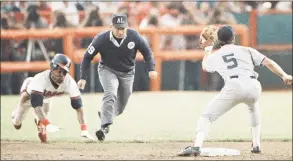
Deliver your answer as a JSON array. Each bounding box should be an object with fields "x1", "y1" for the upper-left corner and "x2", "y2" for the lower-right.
[
  {"x1": 42, "y1": 119, "x2": 51, "y2": 126},
  {"x1": 81, "y1": 124, "x2": 87, "y2": 130}
]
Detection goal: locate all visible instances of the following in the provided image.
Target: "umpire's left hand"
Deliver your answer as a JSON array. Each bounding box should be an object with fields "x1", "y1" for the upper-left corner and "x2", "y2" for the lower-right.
[
  {"x1": 77, "y1": 79, "x2": 87, "y2": 89},
  {"x1": 149, "y1": 71, "x2": 158, "y2": 80}
]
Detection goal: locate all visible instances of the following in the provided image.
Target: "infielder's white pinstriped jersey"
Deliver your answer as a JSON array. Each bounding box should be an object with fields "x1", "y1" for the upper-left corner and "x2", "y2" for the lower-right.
[
  {"x1": 205, "y1": 44, "x2": 267, "y2": 81},
  {"x1": 21, "y1": 70, "x2": 81, "y2": 100}
]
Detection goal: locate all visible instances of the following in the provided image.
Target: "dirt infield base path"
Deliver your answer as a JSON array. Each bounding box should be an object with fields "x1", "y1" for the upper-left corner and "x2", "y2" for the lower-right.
[{"x1": 1, "y1": 141, "x2": 292, "y2": 160}]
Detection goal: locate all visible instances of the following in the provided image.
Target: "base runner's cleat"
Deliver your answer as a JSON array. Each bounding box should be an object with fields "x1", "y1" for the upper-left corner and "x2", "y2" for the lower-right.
[{"x1": 34, "y1": 118, "x2": 47, "y2": 143}]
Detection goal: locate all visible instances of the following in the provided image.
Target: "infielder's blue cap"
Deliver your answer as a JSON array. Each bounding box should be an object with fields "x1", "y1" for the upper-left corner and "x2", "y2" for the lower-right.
[{"x1": 217, "y1": 25, "x2": 235, "y2": 43}]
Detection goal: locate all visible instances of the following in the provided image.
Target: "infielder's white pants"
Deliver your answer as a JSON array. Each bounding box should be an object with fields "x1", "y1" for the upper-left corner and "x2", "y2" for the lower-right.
[{"x1": 196, "y1": 77, "x2": 262, "y2": 135}]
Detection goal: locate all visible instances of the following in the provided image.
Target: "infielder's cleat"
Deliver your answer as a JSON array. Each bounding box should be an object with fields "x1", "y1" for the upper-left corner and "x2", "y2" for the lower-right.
[
  {"x1": 95, "y1": 127, "x2": 109, "y2": 142},
  {"x1": 13, "y1": 124, "x2": 22, "y2": 130},
  {"x1": 34, "y1": 118, "x2": 47, "y2": 143},
  {"x1": 177, "y1": 146, "x2": 201, "y2": 157},
  {"x1": 251, "y1": 146, "x2": 261, "y2": 154}
]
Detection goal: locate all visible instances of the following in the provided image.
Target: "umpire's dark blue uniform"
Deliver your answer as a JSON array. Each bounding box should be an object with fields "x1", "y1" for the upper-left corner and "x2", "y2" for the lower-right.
[{"x1": 80, "y1": 13, "x2": 155, "y2": 140}]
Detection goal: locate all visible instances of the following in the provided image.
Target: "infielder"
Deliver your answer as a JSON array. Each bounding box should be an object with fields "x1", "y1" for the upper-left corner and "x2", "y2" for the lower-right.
[
  {"x1": 178, "y1": 25, "x2": 292, "y2": 156},
  {"x1": 78, "y1": 13, "x2": 157, "y2": 141},
  {"x1": 12, "y1": 54, "x2": 94, "y2": 143}
]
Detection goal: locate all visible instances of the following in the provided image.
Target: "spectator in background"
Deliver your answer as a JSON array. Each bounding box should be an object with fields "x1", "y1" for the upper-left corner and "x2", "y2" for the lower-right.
[
  {"x1": 234, "y1": 2, "x2": 253, "y2": 12},
  {"x1": 1, "y1": 14, "x2": 13, "y2": 94},
  {"x1": 47, "y1": 11, "x2": 74, "y2": 57},
  {"x1": 25, "y1": 4, "x2": 48, "y2": 29},
  {"x1": 6, "y1": 1, "x2": 22, "y2": 12},
  {"x1": 181, "y1": 2, "x2": 205, "y2": 90},
  {"x1": 245, "y1": 1, "x2": 260, "y2": 10},
  {"x1": 39, "y1": 2, "x2": 51, "y2": 12},
  {"x1": 183, "y1": 2, "x2": 209, "y2": 25},
  {"x1": 80, "y1": 6, "x2": 104, "y2": 28},
  {"x1": 75, "y1": 2, "x2": 85, "y2": 11},
  {"x1": 80, "y1": 6, "x2": 103, "y2": 44},
  {"x1": 276, "y1": 1, "x2": 292, "y2": 11},
  {"x1": 51, "y1": 11, "x2": 74, "y2": 28},
  {"x1": 136, "y1": 8, "x2": 160, "y2": 91},
  {"x1": 134, "y1": 2, "x2": 153, "y2": 25},
  {"x1": 159, "y1": 2, "x2": 187, "y2": 90},
  {"x1": 80, "y1": 6, "x2": 103, "y2": 53},
  {"x1": 92, "y1": 2, "x2": 117, "y2": 14},
  {"x1": 1, "y1": 1, "x2": 14, "y2": 13},
  {"x1": 209, "y1": 3, "x2": 237, "y2": 25},
  {"x1": 268, "y1": 1, "x2": 279, "y2": 10},
  {"x1": 1, "y1": 14, "x2": 24, "y2": 94},
  {"x1": 182, "y1": 2, "x2": 208, "y2": 48},
  {"x1": 147, "y1": 14, "x2": 159, "y2": 27},
  {"x1": 80, "y1": 6, "x2": 103, "y2": 48},
  {"x1": 15, "y1": 1, "x2": 28, "y2": 12},
  {"x1": 197, "y1": 2, "x2": 213, "y2": 24},
  {"x1": 117, "y1": 3, "x2": 137, "y2": 27},
  {"x1": 79, "y1": 6, "x2": 104, "y2": 92},
  {"x1": 18, "y1": 3, "x2": 49, "y2": 59},
  {"x1": 139, "y1": 7, "x2": 160, "y2": 42},
  {"x1": 17, "y1": 4, "x2": 50, "y2": 83},
  {"x1": 215, "y1": 1, "x2": 242, "y2": 13},
  {"x1": 91, "y1": 2, "x2": 117, "y2": 25},
  {"x1": 0, "y1": 2, "x2": 25, "y2": 29},
  {"x1": 51, "y1": 2, "x2": 79, "y2": 26},
  {"x1": 63, "y1": 1, "x2": 80, "y2": 26},
  {"x1": 159, "y1": 2, "x2": 186, "y2": 50}
]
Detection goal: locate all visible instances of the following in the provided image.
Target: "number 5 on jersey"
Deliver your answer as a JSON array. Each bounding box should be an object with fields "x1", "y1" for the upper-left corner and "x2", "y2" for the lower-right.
[
  {"x1": 222, "y1": 53, "x2": 238, "y2": 69},
  {"x1": 87, "y1": 43, "x2": 95, "y2": 55}
]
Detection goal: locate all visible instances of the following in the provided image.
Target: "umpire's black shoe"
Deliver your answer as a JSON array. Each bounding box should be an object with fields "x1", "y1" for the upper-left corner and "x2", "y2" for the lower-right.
[
  {"x1": 96, "y1": 127, "x2": 109, "y2": 142},
  {"x1": 177, "y1": 146, "x2": 201, "y2": 157},
  {"x1": 251, "y1": 146, "x2": 261, "y2": 154}
]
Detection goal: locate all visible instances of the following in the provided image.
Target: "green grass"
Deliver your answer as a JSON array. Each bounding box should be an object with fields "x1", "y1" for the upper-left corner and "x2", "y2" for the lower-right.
[{"x1": 1, "y1": 91, "x2": 292, "y2": 142}]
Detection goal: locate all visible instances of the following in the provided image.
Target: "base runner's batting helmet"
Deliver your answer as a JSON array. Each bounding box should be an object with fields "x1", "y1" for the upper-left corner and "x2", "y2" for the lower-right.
[
  {"x1": 50, "y1": 54, "x2": 71, "y2": 72},
  {"x1": 217, "y1": 25, "x2": 235, "y2": 46}
]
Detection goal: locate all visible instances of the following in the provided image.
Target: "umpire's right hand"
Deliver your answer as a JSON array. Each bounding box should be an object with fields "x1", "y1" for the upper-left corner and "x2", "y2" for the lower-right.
[{"x1": 77, "y1": 79, "x2": 86, "y2": 89}]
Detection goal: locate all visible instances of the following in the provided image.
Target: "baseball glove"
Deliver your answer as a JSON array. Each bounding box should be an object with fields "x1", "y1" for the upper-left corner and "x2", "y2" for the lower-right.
[{"x1": 200, "y1": 25, "x2": 218, "y2": 48}]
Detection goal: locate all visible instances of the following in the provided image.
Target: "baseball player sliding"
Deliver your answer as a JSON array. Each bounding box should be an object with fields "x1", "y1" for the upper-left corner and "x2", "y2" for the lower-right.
[
  {"x1": 12, "y1": 54, "x2": 94, "y2": 143},
  {"x1": 178, "y1": 25, "x2": 292, "y2": 156}
]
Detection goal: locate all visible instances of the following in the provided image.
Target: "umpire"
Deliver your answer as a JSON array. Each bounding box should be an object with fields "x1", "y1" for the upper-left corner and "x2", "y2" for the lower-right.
[{"x1": 77, "y1": 13, "x2": 157, "y2": 141}]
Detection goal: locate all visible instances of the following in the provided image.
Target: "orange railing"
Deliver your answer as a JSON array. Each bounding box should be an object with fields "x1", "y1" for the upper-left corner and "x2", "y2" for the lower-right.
[{"x1": 1, "y1": 25, "x2": 249, "y2": 91}]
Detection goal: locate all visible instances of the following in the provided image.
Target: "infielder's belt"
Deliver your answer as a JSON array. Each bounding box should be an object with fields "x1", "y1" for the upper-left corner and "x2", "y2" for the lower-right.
[{"x1": 230, "y1": 75, "x2": 256, "y2": 79}]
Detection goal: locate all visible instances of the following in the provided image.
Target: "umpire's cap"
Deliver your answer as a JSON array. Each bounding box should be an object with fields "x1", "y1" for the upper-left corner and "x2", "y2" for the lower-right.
[
  {"x1": 50, "y1": 54, "x2": 71, "y2": 72},
  {"x1": 217, "y1": 25, "x2": 235, "y2": 45},
  {"x1": 112, "y1": 13, "x2": 128, "y2": 29}
]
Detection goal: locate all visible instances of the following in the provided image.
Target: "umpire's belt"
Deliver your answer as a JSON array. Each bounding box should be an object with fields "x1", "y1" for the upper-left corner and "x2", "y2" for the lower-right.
[{"x1": 230, "y1": 75, "x2": 256, "y2": 79}]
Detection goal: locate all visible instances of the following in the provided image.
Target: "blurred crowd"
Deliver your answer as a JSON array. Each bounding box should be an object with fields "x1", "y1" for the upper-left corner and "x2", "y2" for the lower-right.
[{"x1": 1, "y1": 1, "x2": 292, "y2": 94}]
